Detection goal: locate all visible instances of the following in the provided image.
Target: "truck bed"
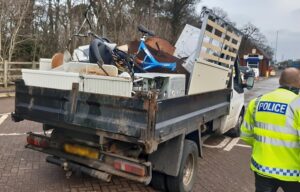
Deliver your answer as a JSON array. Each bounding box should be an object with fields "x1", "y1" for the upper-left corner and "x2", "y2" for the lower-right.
[{"x1": 13, "y1": 79, "x2": 231, "y2": 153}]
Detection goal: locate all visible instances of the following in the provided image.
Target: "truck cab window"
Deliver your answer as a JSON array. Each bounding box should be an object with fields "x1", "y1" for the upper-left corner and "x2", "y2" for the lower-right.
[{"x1": 233, "y1": 62, "x2": 244, "y2": 94}]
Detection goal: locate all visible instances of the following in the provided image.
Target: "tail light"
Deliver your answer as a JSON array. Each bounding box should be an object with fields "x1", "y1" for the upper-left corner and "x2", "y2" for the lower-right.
[
  {"x1": 27, "y1": 134, "x2": 49, "y2": 148},
  {"x1": 114, "y1": 160, "x2": 146, "y2": 177}
]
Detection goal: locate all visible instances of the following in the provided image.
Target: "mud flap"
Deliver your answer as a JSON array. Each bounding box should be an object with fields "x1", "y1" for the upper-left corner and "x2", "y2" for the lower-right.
[{"x1": 148, "y1": 134, "x2": 184, "y2": 177}]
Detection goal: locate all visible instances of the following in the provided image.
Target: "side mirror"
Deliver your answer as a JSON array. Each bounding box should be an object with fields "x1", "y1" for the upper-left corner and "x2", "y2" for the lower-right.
[{"x1": 243, "y1": 76, "x2": 255, "y2": 90}]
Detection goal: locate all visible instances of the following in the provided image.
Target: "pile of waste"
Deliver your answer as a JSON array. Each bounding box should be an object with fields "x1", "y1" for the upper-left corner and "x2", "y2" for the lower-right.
[{"x1": 23, "y1": 6, "x2": 243, "y2": 99}]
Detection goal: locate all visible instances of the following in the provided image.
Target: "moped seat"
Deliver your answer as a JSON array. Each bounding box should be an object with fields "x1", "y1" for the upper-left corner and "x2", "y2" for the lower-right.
[{"x1": 138, "y1": 25, "x2": 155, "y2": 36}]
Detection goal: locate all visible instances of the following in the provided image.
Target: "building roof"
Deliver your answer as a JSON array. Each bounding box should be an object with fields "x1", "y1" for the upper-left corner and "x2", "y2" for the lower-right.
[{"x1": 238, "y1": 38, "x2": 272, "y2": 60}]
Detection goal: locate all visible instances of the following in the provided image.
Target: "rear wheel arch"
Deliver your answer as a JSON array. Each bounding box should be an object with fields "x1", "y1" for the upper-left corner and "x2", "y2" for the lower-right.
[
  {"x1": 185, "y1": 130, "x2": 202, "y2": 157},
  {"x1": 166, "y1": 140, "x2": 198, "y2": 192}
]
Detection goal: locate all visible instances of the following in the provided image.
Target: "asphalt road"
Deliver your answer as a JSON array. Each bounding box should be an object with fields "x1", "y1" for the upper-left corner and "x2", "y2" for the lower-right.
[{"x1": 0, "y1": 76, "x2": 280, "y2": 192}]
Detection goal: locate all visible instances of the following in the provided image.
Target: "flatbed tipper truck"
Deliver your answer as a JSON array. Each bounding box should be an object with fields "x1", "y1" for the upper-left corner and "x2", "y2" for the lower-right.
[{"x1": 12, "y1": 8, "x2": 254, "y2": 192}]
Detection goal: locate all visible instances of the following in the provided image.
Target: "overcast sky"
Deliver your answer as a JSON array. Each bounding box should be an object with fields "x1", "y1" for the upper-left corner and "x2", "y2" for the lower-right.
[{"x1": 197, "y1": 0, "x2": 300, "y2": 61}]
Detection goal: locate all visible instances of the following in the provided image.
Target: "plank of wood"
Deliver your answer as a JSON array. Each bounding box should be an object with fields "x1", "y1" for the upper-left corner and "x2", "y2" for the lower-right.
[
  {"x1": 80, "y1": 65, "x2": 118, "y2": 77},
  {"x1": 201, "y1": 52, "x2": 234, "y2": 67},
  {"x1": 224, "y1": 40, "x2": 240, "y2": 50},
  {"x1": 207, "y1": 19, "x2": 226, "y2": 33},
  {"x1": 226, "y1": 31, "x2": 242, "y2": 43},
  {"x1": 202, "y1": 42, "x2": 222, "y2": 52},
  {"x1": 204, "y1": 31, "x2": 224, "y2": 44},
  {"x1": 221, "y1": 49, "x2": 237, "y2": 58},
  {"x1": 201, "y1": 52, "x2": 220, "y2": 63},
  {"x1": 219, "y1": 58, "x2": 234, "y2": 66}
]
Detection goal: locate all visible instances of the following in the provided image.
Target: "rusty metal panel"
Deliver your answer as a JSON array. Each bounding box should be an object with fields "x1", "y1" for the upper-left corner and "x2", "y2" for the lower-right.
[{"x1": 14, "y1": 80, "x2": 148, "y2": 138}]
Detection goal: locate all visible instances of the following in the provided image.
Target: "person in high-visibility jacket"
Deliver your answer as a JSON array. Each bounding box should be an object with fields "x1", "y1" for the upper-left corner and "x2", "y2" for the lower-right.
[{"x1": 241, "y1": 67, "x2": 300, "y2": 192}]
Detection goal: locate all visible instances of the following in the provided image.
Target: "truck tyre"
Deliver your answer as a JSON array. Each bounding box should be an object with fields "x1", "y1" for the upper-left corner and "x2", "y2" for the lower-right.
[
  {"x1": 228, "y1": 110, "x2": 244, "y2": 137},
  {"x1": 166, "y1": 140, "x2": 198, "y2": 192},
  {"x1": 150, "y1": 171, "x2": 167, "y2": 191}
]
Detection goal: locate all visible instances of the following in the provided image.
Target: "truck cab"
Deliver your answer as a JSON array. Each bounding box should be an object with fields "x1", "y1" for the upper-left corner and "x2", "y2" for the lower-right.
[{"x1": 214, "y1": 60, "x2": 254, "y2": 136}]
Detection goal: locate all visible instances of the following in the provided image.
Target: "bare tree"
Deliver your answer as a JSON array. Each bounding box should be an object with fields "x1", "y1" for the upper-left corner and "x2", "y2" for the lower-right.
[
  {"x1": 240, "y1": 22, "x2": 273, "y2": 58},
  {"x1": 241, "y1": 22, "x2": 266, "y2": 43},
  {"x1": 211, "y1": 7, "x2": 236, "y2": 26},
  {"x1": 1, "y1": 0, "x2": 204, "y2": 60},
  {"x1": 6, "y1": 0, "x2": 31, "y2": 61},
  {"x1": 164, "y1": 0, "x2": 201, "y2": 43},
  {"x1": 0, "y1": 0, "x2": 4, "y2": 62}
]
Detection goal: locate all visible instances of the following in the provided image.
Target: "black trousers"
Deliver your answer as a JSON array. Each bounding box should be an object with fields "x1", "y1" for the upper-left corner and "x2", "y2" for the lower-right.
[{"x1": 255, "y1": 172, "x2": 300, "y2": 192}]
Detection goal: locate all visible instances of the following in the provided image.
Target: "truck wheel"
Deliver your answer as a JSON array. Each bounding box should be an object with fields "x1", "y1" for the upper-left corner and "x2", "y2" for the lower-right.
[
  {"x1": 150, "y1": 171, "x2": 167, "y2": 191},
  {"x1": 228, "y1": 111, "x2": 244, "y2": 137},
  {"x1": 166, "y1": 140, "x2": 198, "y2": 192}
]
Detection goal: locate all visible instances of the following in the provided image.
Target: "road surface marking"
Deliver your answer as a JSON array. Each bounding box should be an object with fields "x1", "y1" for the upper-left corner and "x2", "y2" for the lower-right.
[
  {"x1": 0, "y1": 130, "x2": 52, "y2": 137},
  {"x1": 0, "y1": 93, "x2": 15, "y2": 98},
  {"x1": 224, "y1": 137, "x2": 240, "y2": 151},
  {"x1": 203, "y1": 136, "x2": 231, "y2": 149},
  {"x1": 202, "y1": 135, "x2": 210, "y2": 142},
  {"x1": 0, "y1": 133, "x2": 26, "y2": 136},
  {"x1": 0, "y1": 112, "x2": 11, "y2": 116},
  {"x1": 235, "y1": 143, "x2": 251, "y2": 148},
  {"x1": 0, "y1": 114, "x2": 9, "y2": 125}
]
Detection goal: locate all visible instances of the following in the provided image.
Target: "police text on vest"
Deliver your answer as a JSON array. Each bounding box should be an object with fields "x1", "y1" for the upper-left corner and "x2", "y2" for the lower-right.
[{"x1": 257, "y1": 101, "x2": 288, "y2": 115}]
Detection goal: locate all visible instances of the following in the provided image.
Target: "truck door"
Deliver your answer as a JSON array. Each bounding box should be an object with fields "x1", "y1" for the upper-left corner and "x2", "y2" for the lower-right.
[{"x1": 227, "y1": 63, "x2": 245, "y2": 129}]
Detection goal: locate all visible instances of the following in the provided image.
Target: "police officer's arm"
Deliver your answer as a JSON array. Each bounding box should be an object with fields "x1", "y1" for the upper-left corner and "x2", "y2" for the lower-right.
[
  {"x1": 240, "y1": 99, "x2": 256, "y2": 146},
  {"x1": 290, "y1": 98, "x2": 300, "y2": 140}
]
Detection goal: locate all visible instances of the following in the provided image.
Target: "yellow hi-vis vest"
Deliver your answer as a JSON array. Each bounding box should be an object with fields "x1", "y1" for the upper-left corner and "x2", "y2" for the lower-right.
[{"x1": 241, "y1": 88, "x2": 300, "y2": 182}]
